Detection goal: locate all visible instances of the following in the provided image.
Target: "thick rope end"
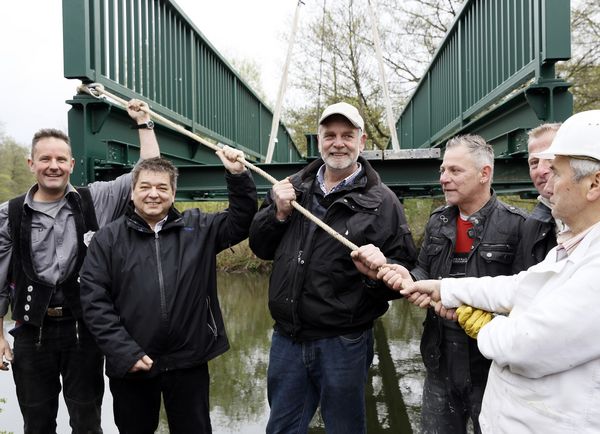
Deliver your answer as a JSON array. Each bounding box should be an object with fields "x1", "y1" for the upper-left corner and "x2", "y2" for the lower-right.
[{"x1": 77, "y1": 83, "x2": 105, "y2": 98}]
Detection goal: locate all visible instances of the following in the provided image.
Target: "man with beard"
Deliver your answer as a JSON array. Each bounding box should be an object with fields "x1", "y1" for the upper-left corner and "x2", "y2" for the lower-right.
[{"x1": 249, "y1": 102, "x2": 417, "y2": 433}]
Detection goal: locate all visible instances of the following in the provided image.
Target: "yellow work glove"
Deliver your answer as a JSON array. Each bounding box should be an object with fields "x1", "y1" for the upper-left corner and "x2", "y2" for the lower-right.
[{"x1": 456, "y1": 305, "x2": 493, "y2": 339}]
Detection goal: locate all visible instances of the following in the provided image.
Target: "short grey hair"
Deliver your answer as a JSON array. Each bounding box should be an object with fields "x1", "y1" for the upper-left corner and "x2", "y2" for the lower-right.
[
  {"x1": 445, "y1": 134, "x2": 494, "y2": 172},
  {"x1": 528, "y1": 123, "x2": 561, "y2": 141},
  {"x1": 570, "y1": 157, "x2": 600, "y2": 182}
]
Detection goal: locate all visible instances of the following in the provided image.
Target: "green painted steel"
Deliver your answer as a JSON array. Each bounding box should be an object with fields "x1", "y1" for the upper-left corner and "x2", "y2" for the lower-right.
[
  {"x1": 62, "y1": 0, "x2": 572, "y2": 199},
  {"x1": 394, "y1": 0, "x2": 572, "y2": 156},
  {"x1": 62, "y1": 0, "x2": 302, "y2": 169},
  {"x1": 91, "y1": 155, "x2": 532, "y2": 201}
]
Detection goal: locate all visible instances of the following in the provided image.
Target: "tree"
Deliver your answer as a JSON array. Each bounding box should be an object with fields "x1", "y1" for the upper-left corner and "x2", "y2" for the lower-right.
[
  {"x1": 0, "y1": 134, "x2": 34, "y2": 202},
  {"x1": 283, "y1": 0, "x2": 598, "y2": 153},
  {"x1": 284, "y1": 0, "x2": 462, "y2": 152},
  {"x1": 559, "y1": 0, "x2": 600, "y2": 112},
  {"x1": 230, "y1": 57, "x2": 269, "y2": 103}
]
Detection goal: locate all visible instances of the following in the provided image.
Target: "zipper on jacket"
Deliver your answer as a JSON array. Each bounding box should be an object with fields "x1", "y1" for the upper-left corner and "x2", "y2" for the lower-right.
[
  {"x1": 75, "y1": 320, "x2": 80, "y2": 347},
  {"x1": 154, "y1": 233, "x2": 168, "y2": 323},
  {"x1": 206, "y1": 297, "x2": 218, "y2": 339}
]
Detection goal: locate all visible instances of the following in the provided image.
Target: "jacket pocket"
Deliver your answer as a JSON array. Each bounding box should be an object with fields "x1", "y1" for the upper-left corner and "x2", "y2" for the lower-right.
[
  {"x1": 424, "y1": 243, "x2": 444, "y2": 256},
  {"x1": 206, "y1": 296, "x2": 218, "y2": 340},
  {"x1": 478, "y1": 243, "x2": 515, "y2": 264}
]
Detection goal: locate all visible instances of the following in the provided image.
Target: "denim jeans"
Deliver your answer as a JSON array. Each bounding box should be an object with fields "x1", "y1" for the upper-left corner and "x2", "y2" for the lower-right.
[
  {"x1": 109, "y1": 363, "x2": 212, "y2": 434},
  {"x1": 421, "y1": 328, "x2": 488, "y2": 434},
  {"x1": 11, "y1": 319, "x2": 104, "y2": 434},
  {"x1": 266, "y1": 328, "x2": 374, "y2": 434}
]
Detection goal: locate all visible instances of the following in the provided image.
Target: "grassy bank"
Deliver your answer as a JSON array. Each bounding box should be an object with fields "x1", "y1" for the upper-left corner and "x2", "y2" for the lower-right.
[{"x1": 179, "y1": 195, "x2": 537, "y2": 273}]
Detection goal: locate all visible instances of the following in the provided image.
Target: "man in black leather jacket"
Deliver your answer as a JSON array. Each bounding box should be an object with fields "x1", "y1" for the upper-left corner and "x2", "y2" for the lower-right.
[
  {"x1": 354, "y1": 134, "x2": 527, "y2": 434},
  {"x1": 249, "y1": 102, "x2": 417, "y2": 434},
  {"x1": 517, "y1": 123, "x2": 561, "y2": 268}
]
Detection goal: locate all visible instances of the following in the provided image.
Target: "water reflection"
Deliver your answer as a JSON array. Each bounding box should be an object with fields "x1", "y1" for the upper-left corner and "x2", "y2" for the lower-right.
[
  {"x1": 0, "y1": 272, "x2": 426, "y2": 433},
  {"x1": 209, "y1": 273, "x2": 426, "y2": 433}
]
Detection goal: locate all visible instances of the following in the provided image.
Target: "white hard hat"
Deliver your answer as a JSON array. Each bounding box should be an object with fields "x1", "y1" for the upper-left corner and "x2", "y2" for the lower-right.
[
  {"x1": 318, "y1": 102, "x2": 365, "y2": 131},
  {"x1": 536, "y1": 110, "x2": 600, "y2": 160}
]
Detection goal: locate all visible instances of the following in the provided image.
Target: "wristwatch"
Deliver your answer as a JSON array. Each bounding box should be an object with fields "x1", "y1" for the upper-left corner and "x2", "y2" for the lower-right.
[{"x1": 132, "y1": 120, "x2": 154, "y2": 130}]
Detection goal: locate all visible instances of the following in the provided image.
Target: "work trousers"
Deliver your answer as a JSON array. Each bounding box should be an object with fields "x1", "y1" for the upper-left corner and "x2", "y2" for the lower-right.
[
  {"x1": 11, "y1": 318, "x2": 104, "y2": 434},
  {"x1": 421, "y1": 327, "x2": 489, "y2": 434},
  {"x1": 266, "y1": 328, "x2": 374, "y2": 434},
  {"x1": 109, "y1": 363, "x2": 212, "y2": 434}
]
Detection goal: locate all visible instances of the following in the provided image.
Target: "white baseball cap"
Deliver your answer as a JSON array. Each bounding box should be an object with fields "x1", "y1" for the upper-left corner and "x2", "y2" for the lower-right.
[
  {"x1": 535, "y1": 110, "x2": 600, "y2": 160},
  {"x1": 318, "y1": 102, "x2": 365, "y2": 131}
]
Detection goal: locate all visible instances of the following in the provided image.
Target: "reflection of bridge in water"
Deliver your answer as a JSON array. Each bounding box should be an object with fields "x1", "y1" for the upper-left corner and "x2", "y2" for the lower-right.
[
  {"x1": 367, "y1": 321, "x2": 414, "y2": 433},
  {"x1": 210, "y1": 272, "x2": 426, "y2": 433}
]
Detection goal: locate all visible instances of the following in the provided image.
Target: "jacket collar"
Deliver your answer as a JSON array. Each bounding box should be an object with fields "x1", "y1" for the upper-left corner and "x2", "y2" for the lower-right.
[
  {"x1": 530, "y1": 201, "x2": 554, "y2": 224},
  {"x1": 125, "y1": 202, "x2": 183, "y2": 232},
  {"x1": 292, "y1": 156, "x2": 383, "y2": 208},
  {"x1": 437, "y1": 191, "x2": 498, "y2": 240},
  {"x1": 532, "y1": 221, "x2": 600, "y2": 275}
]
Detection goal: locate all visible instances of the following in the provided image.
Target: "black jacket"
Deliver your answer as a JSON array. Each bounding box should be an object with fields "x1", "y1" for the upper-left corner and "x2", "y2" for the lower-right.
[
  {"x1": 249, "y1": 157, "x2": 417, "y2": 340},
  {"x1": 516, "y1": 201, "x2": 557, "y2": 269},
  {"x1": 80, "y1": 172, "x2": 257, "y2": 378},
  {"x1": 412, "y1": 193, "x2": 527, "y2": 373}
]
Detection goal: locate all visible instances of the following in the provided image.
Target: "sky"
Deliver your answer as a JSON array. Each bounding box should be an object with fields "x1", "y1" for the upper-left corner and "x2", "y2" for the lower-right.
[{"x1": 0, "y1": 0, "x2": 300, "y2": 145}]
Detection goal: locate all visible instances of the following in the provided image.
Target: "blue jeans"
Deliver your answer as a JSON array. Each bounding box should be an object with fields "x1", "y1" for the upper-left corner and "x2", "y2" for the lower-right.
[
  {"x1": 266, "y1": 329, "x2": 374, "y2": 434},
  {"x1": 11, "y1": 319, "x2": 104, "y2": 434}
]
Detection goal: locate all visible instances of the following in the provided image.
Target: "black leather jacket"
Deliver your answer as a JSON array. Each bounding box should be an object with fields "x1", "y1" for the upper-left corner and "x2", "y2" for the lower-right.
[
  {"x1": 412, "y1": 193, "x2": 527, "y2": 373},
  {"x1": 249, "y1": 157, "x2": 417, "y2": 340},
  {"x1": 515, "y1": 201, "x2": 557, "y2": 269}
]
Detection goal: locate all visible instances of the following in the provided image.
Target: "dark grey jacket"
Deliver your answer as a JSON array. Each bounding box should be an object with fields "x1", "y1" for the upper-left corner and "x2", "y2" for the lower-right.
[
  {"x1": 80, "y1": 172, "x2": 257, "y2": 378},
  {"x1": 412, "y1": 193, "x2": 527, "y2": 373},
  {"x1": 515, "y1": 201, "x2": 557, "y2": 269},
  {"x1": 250, "y1": 157, "x2": 417, "y2": 340}
]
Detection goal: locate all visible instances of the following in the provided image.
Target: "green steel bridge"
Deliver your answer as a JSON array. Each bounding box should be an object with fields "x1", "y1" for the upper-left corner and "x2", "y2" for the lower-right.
[{"x1": 63, "y1": 0, "x2": 572, "y2": 200}]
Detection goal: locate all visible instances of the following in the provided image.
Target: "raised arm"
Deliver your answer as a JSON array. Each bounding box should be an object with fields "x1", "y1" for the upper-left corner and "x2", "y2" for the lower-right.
[{"x1": 127, "y1": 99, "x2": 160, "y2": 160}]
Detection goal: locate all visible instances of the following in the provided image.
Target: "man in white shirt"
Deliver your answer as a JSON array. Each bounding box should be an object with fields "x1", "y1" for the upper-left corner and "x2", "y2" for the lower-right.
[{"x1": 373, "y1": 110, "x2": 600, "y2": 434}]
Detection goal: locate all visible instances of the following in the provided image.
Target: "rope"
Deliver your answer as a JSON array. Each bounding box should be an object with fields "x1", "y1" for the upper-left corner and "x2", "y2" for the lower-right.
[
  {"x1": 316, "y1": 0, "x2": 328, "y2": 123},
  {"x1": 77, "y1": 83, "x2": 360, "y2": 251},
  {"x1": 265, "y1": 0, "x2": 304, "y2": 164},
  {"x1": 367, "y1": 0, "x2": 400, "y2": 151}
]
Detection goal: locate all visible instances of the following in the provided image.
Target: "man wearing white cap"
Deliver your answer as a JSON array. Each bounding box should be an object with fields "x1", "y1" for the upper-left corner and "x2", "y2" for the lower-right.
[
  {"x1": 249, "y1": 102, "x2": 417, "y2": 433},
  {"x1": 386, "y1": 110, "x2": 600, "y2": 433}
]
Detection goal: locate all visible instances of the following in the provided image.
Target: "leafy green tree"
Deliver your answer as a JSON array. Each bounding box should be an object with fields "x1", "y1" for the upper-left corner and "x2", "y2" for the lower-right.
[
  {"x1": 0, "y1": 134, "x2": 34, "y2": 202},
  {"x1": 559, "y1": 0, "x2": 600, "y2": 112}
]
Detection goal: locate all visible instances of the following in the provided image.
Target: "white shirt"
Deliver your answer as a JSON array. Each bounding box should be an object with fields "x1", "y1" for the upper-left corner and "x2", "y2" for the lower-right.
[{"x1": 441, "y1": 223, "x2": 600, "y2": 433}]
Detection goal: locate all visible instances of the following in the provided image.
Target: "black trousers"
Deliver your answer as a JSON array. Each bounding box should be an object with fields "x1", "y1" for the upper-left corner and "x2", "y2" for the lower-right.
[
  {"x1": 421, "y1": 327, "x2": 489, "y2": 434},
  {"x1": 109, "y1": 363, "x2": 212, "y2": 434},
  {"x1": 11, "y1": 319, "x2": 104, "y2": 434}
]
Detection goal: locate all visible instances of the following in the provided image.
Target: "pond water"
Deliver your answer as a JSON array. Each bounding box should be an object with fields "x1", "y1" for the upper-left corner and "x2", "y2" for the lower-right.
[{"x1": 0, "y1": 272, "x2": 426, "y2": 433}]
